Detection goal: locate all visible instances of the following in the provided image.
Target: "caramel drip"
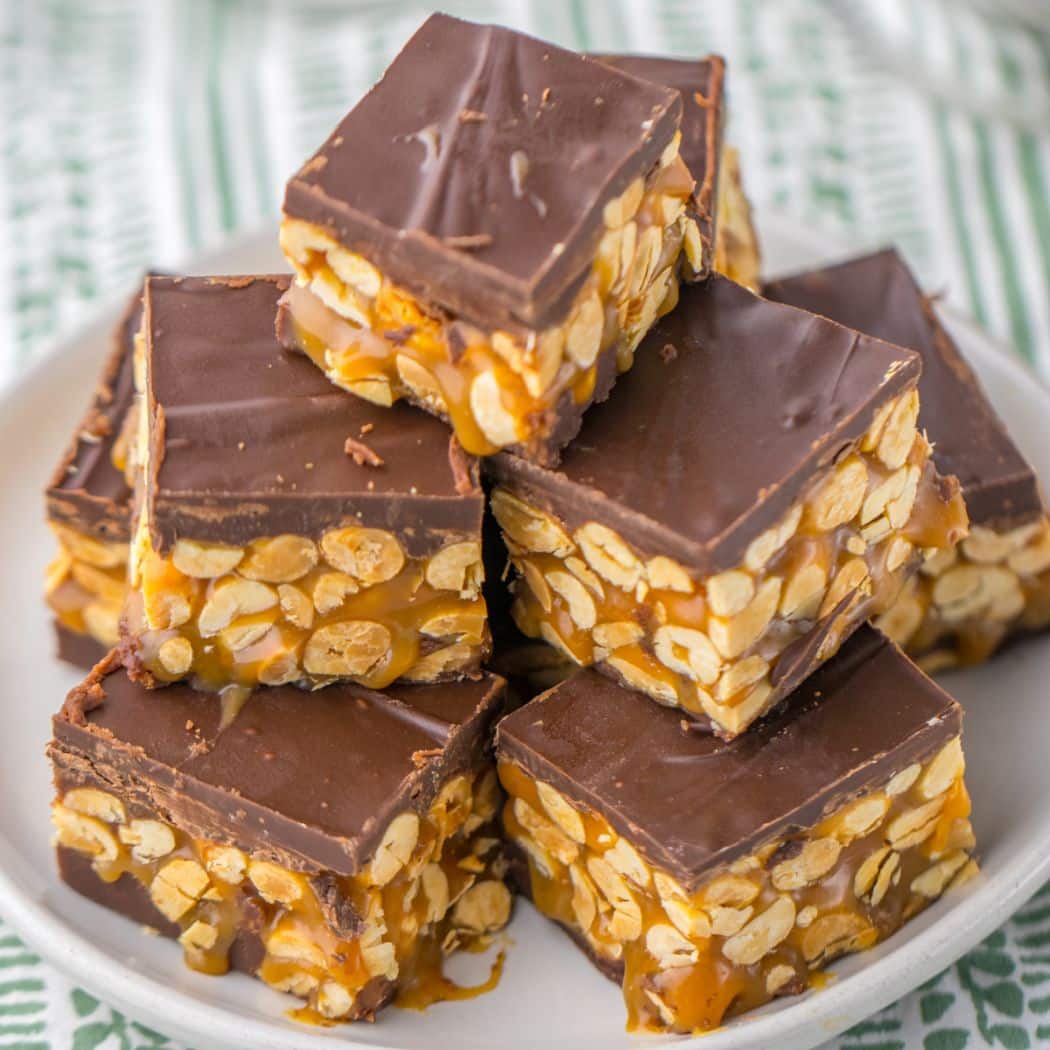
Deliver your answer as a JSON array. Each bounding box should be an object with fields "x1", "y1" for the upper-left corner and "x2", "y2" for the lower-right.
[{"x1": 395, "y1": 938, "x2": 506, "y2": 1012}]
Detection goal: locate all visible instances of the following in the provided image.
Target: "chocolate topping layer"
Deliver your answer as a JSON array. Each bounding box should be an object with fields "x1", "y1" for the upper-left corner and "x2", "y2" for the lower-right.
[
  {"x1": 764, "y1": 248, "x2": 1043, "y2": 528},
  {"x1": 282, "y1": 13, "x2": 682, "y2": 332},
  {"x1": 45, "y1": 283, "x2": 139, "y2": 540},
  {"x1": 52, "y1": 654, "x2": 505, "y2": 875},
  {"x1": 593, "y1": 53, "x2": 725, "y2": 275},
  {"x1": 487, "y1": 275, "x2": 921, "y2": 571},
  {"x1": 496, "y1": 626, "x2": 959, "y2": 889},
  {"x1": 143, "y1": 275, "x2": 482, "y2": 555}
]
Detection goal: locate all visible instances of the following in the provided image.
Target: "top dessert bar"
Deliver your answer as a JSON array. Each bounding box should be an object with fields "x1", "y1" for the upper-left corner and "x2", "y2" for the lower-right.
[
  {"x1": 278, "y1": 14, "x2": 712, "y2": 463},
  {"x1": 45, "y1": 283, "x2": 139, "y2": 664},
  {"x1": 123, "y1": 274, "x2": 490, "y2": 693},
  {"x1": 496, "y1": 626, "x2": 976, "y2": 1032},
  {"x1": 487, "y1": 274, "x2": 968, "y2": 737},
  {"x1": 765, "y1": 249, "x2": 1050, "y2": 665}
]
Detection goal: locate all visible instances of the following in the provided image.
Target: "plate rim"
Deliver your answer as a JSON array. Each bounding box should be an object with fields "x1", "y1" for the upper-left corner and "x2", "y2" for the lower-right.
[{"x1": 4, "y1": 215, "x2": 1049, "y2": 1050}]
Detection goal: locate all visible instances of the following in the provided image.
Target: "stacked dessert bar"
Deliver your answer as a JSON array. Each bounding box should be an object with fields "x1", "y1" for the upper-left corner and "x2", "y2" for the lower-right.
[
  {"x1": 44, "y1": 12, "x2": 1044, "y2": 1036},
  {"x1": 49, "y1": 266, "x2": 512, "y2": 1023}
]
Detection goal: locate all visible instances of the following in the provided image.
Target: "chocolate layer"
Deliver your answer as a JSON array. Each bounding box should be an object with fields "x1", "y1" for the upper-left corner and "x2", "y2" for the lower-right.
[
  {"x1": 593, "y1": 53, "x2": 725, "y2": 276},
  {"x1": 505, "y1": 842, "x2": 625, "y2": 985},
  {"x1": 487, "y1": 275, "x2": 921, "y2": 571},
  {"x1": 51, "y1": 653, "x2": 505, "y2": 876},
  {"x1": 282, "y1": 13, "x2": 682, "y2": 332},
  {"x1": 46, "y1": 283, "x2": 139, "y2": 541},
  {"x1": 496, "y1": 626, "x2": 959, "y2": 889},
  {"x1": 59, "y1": 846, "x2": 182, "y2": 936},
  {"x1": 53, "y1": 622, "x2": 108, "y2": 671},
  {"x1": 763, "y1": 249, "x2": 1043, "y2": 529},
  {"x1": 143, "y1": 275, "x2": 482, "y2": 556}
]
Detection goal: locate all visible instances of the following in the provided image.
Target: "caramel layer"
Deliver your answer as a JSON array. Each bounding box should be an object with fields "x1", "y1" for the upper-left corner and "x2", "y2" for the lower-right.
[
  {"x1": 125, "y1": 525, "x2": 489, "y2": 693},
  {"x1": 46, "y1": 523, "x2": 128, "y2": 649}
]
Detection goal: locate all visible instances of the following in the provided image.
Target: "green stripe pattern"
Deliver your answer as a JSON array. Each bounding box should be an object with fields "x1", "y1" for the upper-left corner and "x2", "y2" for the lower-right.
[
  {"x1": 0, "y1": 921, "x2": 46, "y2": 1049},
  {"x1": 0, "y1": 1, "x2": 1048, "y2": 1047}
]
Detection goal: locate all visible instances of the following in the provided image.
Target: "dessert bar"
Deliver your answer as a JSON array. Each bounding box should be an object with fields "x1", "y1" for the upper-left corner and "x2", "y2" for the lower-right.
[
  {"x1": 50, "y1": 655, "x2": 511, "y2": 1022},
  {"x1": 488, "y1": 275, "x2": 968, "y2": 737},
  {"x1": 496, "y1": 627, "x2": 976, "y2": 1033},
  {"x1": 123, "y1": 275, "x2": 489, "y2": 693},
  {"x1": 277, "y1": 14, "x2": 703, "y2": 463}
]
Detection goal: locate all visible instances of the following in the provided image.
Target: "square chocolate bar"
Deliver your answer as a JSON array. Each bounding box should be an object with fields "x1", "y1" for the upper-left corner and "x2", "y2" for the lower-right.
[
  {"x1": 50, "y1": 654, "x2": 510, "y2": 1023},
  {"x1": 594, "y1": 53, "x2": 761, "y2": 290},
  {"x1": 45, "y1": 284, "x2": 138, "y2": 666},
  {"x1": 123, "y1": 274, "x2": 489, "y2": 693},
  {"x1": 487, "y1": 274, "x2": 968, "y2": 737},
  {"x1": 765, "y1": 249, "x2": 1050, "y2": 668},
  {"x1": 496, "y1": 627, "x2": 976, "y2": 1034},
  {"x1": 278, "y1": 14, "x2": 708, "y2": 463}
]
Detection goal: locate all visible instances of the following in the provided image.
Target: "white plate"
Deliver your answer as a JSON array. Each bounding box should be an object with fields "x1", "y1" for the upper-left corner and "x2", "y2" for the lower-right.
[{"x1": 2, "y1": 216, "x2": 1049, "y2": 1050}]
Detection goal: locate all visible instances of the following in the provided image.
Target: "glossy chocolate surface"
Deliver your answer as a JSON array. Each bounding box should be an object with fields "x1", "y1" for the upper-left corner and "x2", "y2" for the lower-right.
[
  {"x1": 594, "y1": 53, "x2": 724, "y2": 276},
  {"x1": 46, "y1": 284, "x2": 139, "y2": 541},
  {"x1": 282, "y1": 13, "x2": 681, "y2": 332},
  {"x1": 143, "y1": 275, "x2": 482, "y2": 555},
  {"x1": 51, "y1": 654, "x2": 505, "y2": 876},
  {"x1": 764, "y1": 248, "x2": 1043, "y2": 528},
  {"x1": 487, "y1": 275, "x2": 921, "y2": 571},
  {"x1": 496, "y1": 626, "x2": 959, "y2": 889}
]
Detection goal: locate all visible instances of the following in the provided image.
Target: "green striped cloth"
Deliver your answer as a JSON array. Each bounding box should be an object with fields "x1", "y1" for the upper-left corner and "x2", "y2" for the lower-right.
[{"x1": 1, "y1": 1, "x2": 1047, "y2": 1047}]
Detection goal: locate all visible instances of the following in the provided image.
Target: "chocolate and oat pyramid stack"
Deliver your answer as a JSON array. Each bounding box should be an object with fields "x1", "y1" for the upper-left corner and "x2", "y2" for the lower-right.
[{"x1": 43, "y1": 11, "x2": 1049, "y2": 1037}]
